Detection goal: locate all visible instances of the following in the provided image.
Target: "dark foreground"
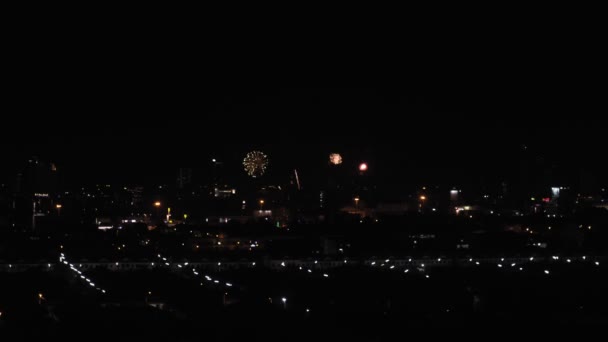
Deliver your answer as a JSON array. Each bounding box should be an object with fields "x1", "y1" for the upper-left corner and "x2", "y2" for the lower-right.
[{"x1": 1, "y1": 259, "x2": 607, "y2": 340}]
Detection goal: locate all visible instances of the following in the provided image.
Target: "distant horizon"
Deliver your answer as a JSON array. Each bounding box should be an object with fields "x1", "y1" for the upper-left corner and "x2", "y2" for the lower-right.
[{"x1": 3, "y1": 89, "x2": 606, "y2": 188}]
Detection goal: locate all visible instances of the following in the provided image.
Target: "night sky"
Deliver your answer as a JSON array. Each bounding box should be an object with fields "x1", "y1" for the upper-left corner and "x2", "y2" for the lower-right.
[{"x1": 2, "y1": 87, "x2": 606, "y2": 190}]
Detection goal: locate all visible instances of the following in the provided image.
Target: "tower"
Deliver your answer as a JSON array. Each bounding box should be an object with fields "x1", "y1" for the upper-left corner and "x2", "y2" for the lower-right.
[{"x1": 177, "y1": 168, "x2": 193, "y2": 189}]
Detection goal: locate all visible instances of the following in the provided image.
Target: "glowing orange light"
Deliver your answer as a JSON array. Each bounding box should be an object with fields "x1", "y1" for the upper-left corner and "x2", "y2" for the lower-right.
[
  {"x1": 154, "y1": 202, "x2": 161, "y2": 207},
  {"x1": 359, "y1": 163, "x2": 368, "y2": 171},
  {"x1": 55, "y1": 204, "x2": 62, "y2": 209},
  {"x1": 420, "y1": 195, "x2": 427, "y2": 201}
]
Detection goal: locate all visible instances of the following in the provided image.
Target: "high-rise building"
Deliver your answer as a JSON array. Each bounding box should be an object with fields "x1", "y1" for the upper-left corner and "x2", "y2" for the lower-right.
[
  {"x1": 449, "y1": 189, "x2": 460, "y2": 214},
  {"x1": 177, "y1": 168, "x2": 193, "y2": 189},
  {"x1": 15, "y1": 157, "x2": 59, "y2": 196},
  {"x1": 13, "y1": 157, "x2": 60, "y2": 230},
  {"x1": 0, "y1": 183, "x2": 10, "y2": 230},
  {"x1": 124, "y1": 186, "x2": 144, "y2": 209}
]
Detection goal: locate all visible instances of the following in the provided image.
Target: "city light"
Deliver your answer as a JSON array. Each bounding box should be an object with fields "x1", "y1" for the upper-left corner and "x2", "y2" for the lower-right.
[
  {"x1": 58, "y1": 253, "x2": 106, "y2": 294},
  {"x1": 4, "y1": 149, "x2": 607, "y2": 328}
]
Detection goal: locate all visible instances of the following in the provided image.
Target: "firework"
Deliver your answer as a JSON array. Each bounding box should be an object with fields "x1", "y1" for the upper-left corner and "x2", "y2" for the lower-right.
[
  {"x1": 243, "y1": 151, "x2": 269, "y2": 178},
  {"x1": 294, "y1": 169, "x2": 301, "y2": 190},
  {"x1": 329, "y1": 153, "x2": 342, "y2": 165}
]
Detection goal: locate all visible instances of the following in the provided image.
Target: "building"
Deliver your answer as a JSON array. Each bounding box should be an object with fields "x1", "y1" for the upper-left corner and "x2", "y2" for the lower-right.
[
  {"x1": 124, "y1": 186, "x2": 144, "y2": 210},
  {"x1": 177, "y1": 168, "x2": 193, "y2": 189},
  {"x1": 12, "y1": 157, "x2": 60, "y2": 230},
  {"x1": 0, "y1": 183, "x2": 11, "y2": 230},
  {"x1": 214, "y1": 186, "x2": 236, "y2": 199}
]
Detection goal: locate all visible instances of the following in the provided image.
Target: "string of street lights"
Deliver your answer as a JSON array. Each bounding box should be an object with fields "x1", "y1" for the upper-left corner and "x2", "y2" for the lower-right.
[{"x1": 58, "y1": 253, "x2": 107, "y2": 294}]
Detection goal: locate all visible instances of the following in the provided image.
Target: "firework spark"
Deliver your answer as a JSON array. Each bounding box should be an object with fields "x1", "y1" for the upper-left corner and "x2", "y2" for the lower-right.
[
  {"x1": 243, "y1": 151, "x2": 269, "y2": 178},
  {"x1": 294, "y1": 169, "x2": 301, "y2": 190},
  {"x1": 329, "y1": 153, "x2": 343, "y2": 165}
]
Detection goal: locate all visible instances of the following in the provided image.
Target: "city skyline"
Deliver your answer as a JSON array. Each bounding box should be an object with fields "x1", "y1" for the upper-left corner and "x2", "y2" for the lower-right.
[{"x1": 3, "y1": 89, "x2": 608, "y2": 336}]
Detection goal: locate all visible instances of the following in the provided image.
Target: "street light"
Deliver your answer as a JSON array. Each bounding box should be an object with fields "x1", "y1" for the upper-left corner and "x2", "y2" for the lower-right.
[
  {"x1": 259, "y1": 199, "x2": 265, "y2": 210},
  {"x1": 153, "y1": 202, "x2": 162, "y2": 222},
  {"x1": 354, "y1": 197, "x2": 360, "y2": 209},
  {"x1": 55, "y1": 204, "x2": 62, "y2": 216}
]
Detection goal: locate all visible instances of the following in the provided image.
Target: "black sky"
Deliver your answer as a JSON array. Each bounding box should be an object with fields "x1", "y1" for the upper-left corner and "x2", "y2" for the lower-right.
[
  {"x1": 2, "y1": 86, "x2": 606, "y2": 190},
  {"x1": 0, "y1": 10, "x2": 604, "y2": 196}
]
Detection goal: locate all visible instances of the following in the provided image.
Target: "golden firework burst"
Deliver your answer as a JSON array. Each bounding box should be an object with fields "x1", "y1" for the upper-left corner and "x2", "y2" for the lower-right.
[{"x1": 243, "y1": 151, "x2": 269, "y2": 178}]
